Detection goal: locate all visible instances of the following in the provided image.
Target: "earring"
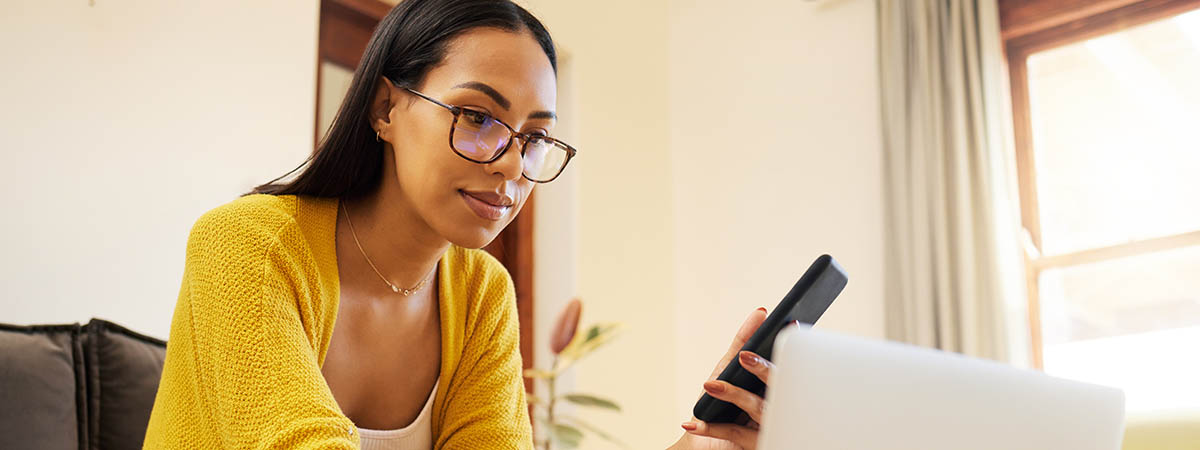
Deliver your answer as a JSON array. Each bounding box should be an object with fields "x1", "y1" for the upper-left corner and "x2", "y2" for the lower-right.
[{"x1": 375, "y1": 129, "x2": 382, "y2": 142}]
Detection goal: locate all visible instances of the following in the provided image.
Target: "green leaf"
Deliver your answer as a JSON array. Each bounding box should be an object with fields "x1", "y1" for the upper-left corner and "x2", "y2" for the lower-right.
[
  {"x1": 524, "y1": 368, "x2": 557, "y2": 380},
  {"x1": 561, "y1": 393, "x2": 621, "y2": 412},
  {"x1": 560, "y1": 323, "x2": 618, "y2": 358},
  {"x1": 551, "y1": 423, "x2": 584, "y2": 448},
  {"x1": 560, "y1": 415, "x2": 629, "y2": 449},
  {"x1": 554, "y1": 323, "x2": 624, "y2": 373},
  {"x1": 526, "y1": 393, "x2": 549, "y2": 407}
]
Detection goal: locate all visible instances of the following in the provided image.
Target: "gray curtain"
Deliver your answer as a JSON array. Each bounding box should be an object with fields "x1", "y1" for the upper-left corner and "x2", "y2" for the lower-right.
[{"x1": 878, "y1": 0, "x2": 1028, "y2": 362}]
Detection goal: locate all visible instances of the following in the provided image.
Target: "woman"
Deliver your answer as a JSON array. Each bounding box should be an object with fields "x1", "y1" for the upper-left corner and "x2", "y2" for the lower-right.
[{"x1": 143, "y1": 0, "x2": 772, "y2": 448}]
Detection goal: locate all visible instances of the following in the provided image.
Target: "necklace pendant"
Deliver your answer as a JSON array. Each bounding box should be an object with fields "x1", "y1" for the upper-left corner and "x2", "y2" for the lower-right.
[{"x1": 390, "y1": 284, "x2": 400, "y2": 293}]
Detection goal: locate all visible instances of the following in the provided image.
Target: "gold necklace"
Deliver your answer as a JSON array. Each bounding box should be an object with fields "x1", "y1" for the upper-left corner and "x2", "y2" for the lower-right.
[{"x1": 341, "y1": 200, "x2": 433, "y2": 296}]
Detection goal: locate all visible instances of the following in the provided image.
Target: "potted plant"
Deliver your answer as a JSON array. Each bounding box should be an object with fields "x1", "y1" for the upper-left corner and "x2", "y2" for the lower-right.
[{"x1": 524, "y1": 298, "x2": 626, "y2": 449}]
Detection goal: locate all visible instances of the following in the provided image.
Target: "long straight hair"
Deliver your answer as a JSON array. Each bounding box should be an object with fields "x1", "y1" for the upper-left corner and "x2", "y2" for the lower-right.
[{"x1": 248, "y1": 0, "x2": 556, "y2": 198}]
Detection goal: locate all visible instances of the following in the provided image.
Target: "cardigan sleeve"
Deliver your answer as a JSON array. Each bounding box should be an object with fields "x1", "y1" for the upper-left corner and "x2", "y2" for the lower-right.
[
  {"x1": 436, "y1": 253, "x2": 534, "y2": 449},
  {"x1": 181, "y1": 210, "x2": 358, "y2": 449}
]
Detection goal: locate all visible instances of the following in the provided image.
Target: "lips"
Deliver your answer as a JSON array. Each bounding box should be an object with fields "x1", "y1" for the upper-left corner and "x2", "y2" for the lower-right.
[
  {"x1": 461, "y1": 190, "x2": 515, "y2": 207},
  {"x1": 459, "y1": 189, "x2": 514, "y2": 221}
]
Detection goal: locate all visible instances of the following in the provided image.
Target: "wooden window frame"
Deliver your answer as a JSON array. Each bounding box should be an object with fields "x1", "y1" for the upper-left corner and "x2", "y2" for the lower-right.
[
  {"x1": 315, "y1": 0, "x2": 537, "y2": 388},
  {"x1": 1000, "y1": 0, "x2": 1200, "y2": 369}
]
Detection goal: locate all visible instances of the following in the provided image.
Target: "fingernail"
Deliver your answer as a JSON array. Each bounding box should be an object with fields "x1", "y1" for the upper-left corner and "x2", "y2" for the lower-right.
[
  {"x1": 756, "y1": 307, "x2": 767, "y2": 313},
  {"x1": 681, "y1": 421, "x2": 697, "y2": 431},
  {"x1": 739, "y1": 351, "x2": 759, "y2": 367},
  {"x1": 703, "y1": 380, "x2": 725, "y2": 393}
]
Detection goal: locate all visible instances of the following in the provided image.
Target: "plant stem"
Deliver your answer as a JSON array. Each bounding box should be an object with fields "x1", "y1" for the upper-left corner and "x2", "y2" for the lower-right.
[{"x1": 546, "y1": 356, "x2": 557, "y2": 450}]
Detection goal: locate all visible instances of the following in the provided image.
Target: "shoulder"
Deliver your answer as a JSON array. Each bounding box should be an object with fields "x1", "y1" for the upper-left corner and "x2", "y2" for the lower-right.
[
  {"x1": 191, "y1": 194, "x2": 298, "y2": 236},
  {"x1": 186, "y1": 194, "x2": 301, "y2": 262}
]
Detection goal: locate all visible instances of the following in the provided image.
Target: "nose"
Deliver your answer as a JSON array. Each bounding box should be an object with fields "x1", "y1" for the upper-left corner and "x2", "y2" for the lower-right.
[{"x1": 487, "y1": 140, "x2": 525, "y2": 181}]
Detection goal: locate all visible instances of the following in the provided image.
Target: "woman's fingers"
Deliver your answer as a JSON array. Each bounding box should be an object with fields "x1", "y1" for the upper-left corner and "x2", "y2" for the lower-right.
[
  {"x1": 682, "y1": 419, "x2": 758, "y2": 450},
  {"x1": 708, "y1": 308, "x2": 768, "y2": 380},
  {"x1": 737, "y1": 351, "x2": 774, "y2": 386},
  {"x1": 680, "y1": 309, "x2": 770, "y2": 450},
  {"x1": 702, "y1": 380, "x2": 767, "y2": 424}
]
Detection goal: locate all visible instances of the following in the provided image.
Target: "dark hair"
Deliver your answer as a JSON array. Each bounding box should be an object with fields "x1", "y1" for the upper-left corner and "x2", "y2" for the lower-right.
[{"x1": 248, "y1": 0, "x2": 556, "y2": 198}]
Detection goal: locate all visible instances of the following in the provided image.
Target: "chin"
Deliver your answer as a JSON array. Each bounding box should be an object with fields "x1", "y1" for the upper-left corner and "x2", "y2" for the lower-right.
[
  {"x1": 437, "y1": 218, "x2": 508, "y2": 250},
  {"x1": 430, "y1": 201, "x2": 523, "y2": 249},
  {"x1": 445, "y1": 230, "x2": 499, "y2": 250}
]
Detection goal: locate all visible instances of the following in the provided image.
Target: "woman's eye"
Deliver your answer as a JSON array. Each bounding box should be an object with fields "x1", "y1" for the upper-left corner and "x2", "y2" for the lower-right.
[{"x1": 462, "y1": 110, "x2": 489, "y2": 126}]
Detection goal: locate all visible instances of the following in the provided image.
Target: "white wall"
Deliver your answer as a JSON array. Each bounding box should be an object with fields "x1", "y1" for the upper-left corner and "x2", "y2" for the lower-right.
[
  {"x1": 667, "y1": 0, "x2": 887, "y2": 421},
  {"x1": 0, "y1": 0, "x2": 319, "y2": 339},
  {"x1": 519, "y1": 1, "x2": 680, "y2": 447},
  {"x1": 525, "y1": 0, "x2": 885, "y2": 448}
]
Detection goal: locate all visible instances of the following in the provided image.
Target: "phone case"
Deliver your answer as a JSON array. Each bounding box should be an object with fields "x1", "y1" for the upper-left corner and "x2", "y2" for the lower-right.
[{"x1": 692, "y1": 254, "x2": 848, "y2": 423}]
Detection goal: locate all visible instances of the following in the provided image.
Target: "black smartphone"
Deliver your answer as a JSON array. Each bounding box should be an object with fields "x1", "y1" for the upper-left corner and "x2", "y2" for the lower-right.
[{"x1": 692, "y1": 254, "x2": 848, "y2": 424}]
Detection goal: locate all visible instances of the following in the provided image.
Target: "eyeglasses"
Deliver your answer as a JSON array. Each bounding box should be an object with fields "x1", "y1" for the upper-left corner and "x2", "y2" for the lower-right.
[{"x1": 404, "y1": 87, "x2": 577, "y2": 183}]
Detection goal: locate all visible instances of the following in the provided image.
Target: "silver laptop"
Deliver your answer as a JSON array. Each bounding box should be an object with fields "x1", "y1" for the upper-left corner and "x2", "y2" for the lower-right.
[{"x1": 758, "y1": 326, "x2": 1126, "y2": 450}]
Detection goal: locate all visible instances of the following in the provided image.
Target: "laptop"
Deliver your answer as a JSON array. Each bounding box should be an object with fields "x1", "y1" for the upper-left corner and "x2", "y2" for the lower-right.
[{"x1": 757, "y1": 326, "x2": 1126, "y2": 450}]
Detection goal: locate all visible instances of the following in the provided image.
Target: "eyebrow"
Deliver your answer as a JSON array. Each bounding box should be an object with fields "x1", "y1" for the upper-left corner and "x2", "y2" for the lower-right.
[{"x1": 452, "y1": 81, "x2": 557, "y2": 121}]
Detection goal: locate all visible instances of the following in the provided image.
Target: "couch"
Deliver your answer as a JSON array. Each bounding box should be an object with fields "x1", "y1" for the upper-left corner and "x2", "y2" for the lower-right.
[{"x1": 0, "y1": 319, "x2": 166, "y2": 450}]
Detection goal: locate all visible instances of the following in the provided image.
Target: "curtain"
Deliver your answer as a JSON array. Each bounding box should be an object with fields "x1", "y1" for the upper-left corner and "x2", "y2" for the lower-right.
[{"x1": 878, "y1": 0, "x2": 1029, "y2": 362}]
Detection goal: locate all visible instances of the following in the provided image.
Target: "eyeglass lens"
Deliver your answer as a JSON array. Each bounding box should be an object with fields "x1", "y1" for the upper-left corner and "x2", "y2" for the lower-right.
[{"x1": 452, "y1": 109, "x2": 570, "y2": 182}]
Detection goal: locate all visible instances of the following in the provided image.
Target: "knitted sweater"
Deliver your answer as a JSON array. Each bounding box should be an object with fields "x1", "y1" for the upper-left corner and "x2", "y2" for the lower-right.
[{"x1": 143, "y1": 194, "x2": 532, "y2": 449}]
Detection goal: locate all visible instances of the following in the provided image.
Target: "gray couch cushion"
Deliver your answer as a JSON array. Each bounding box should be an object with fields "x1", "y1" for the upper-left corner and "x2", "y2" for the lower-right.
[
  {"x1": 0, "y1": 323, "x2": 87, "y2": 450},
  {"x1": 82, "y1": 319, "x2": 166, "y2": 450},
  {"x1": 0, "y1": 319, "x2": 167, "y2": 450}
]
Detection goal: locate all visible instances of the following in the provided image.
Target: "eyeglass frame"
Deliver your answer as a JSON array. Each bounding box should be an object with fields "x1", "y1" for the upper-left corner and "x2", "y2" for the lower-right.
[{"x1": 402, "y1": 86, "x2": 577, "y2": 183}]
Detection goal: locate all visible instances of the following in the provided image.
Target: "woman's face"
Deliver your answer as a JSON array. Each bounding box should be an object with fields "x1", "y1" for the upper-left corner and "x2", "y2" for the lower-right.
[{"x1": 378, "y1": 28, "x2": 557, "y2": 249}]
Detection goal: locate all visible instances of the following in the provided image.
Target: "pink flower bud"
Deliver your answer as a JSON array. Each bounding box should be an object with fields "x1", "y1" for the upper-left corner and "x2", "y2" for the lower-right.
[{"x1": 550, "y1": 298, "x2": 582, "y2": 354}]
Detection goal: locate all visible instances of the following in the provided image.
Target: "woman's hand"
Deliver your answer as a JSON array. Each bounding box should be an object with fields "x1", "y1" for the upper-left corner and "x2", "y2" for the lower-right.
[{"x1": 669, "y1": 308, "x2": 777, "y2": 450}]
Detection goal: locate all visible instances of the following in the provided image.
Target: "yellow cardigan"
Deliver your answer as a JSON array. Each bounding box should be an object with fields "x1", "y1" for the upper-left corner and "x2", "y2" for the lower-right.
[{"x1": 143, "y1": 194, "x2": 532, "y2": 449}]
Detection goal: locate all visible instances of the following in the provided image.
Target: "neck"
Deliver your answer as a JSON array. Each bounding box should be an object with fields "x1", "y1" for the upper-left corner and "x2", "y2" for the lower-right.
[{"x1": 342, "y1": 164, "x2": 449, "y2": 290}]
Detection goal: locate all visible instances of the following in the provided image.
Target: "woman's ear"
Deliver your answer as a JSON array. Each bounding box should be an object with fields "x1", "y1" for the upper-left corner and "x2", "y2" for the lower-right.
[{"x1": 368, "y1": 77, "x2": 398, "y2": 135}]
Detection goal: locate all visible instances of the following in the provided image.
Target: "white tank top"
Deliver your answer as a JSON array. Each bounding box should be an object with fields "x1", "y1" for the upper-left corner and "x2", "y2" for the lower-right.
[{"x1": 356, "y1": 381, "x2": 438, "y2": 450}]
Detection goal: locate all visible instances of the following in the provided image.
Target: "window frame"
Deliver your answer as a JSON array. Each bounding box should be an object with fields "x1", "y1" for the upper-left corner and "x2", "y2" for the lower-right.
[{"x1": 1000, "y1": 0, "x2": 1200, "y2": 369}]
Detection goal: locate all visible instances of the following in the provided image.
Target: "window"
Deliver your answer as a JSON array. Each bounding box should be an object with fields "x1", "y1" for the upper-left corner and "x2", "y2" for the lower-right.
[{"x1": 1003, "y1": 0, "x2": 1200, "y2": 413}]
